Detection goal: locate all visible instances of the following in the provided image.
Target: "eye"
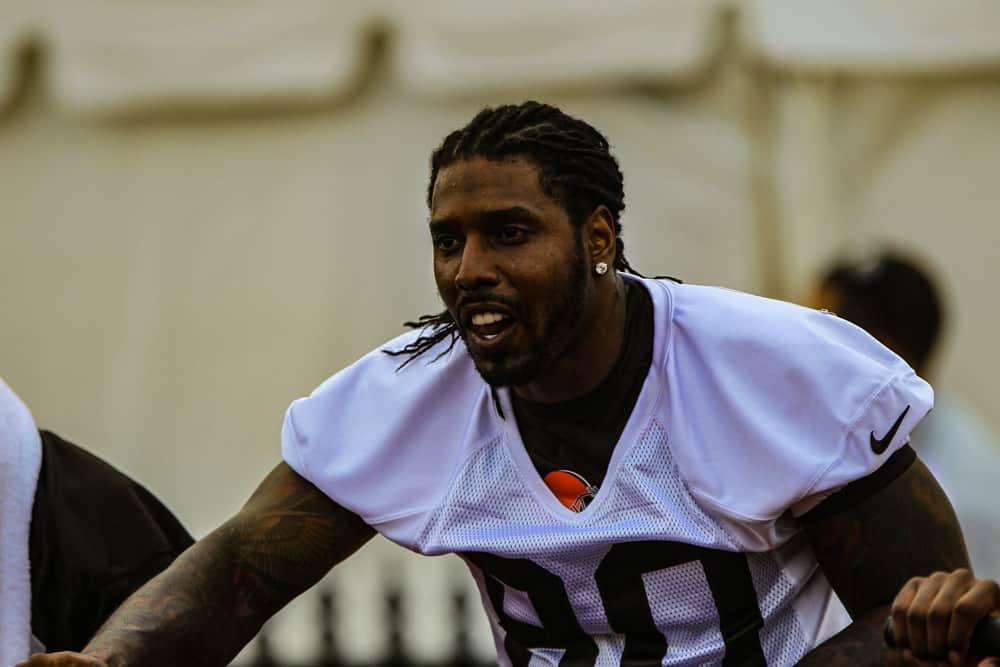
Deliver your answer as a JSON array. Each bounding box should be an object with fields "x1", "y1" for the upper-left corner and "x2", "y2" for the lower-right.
[
  {"x1": 498, "y1": 226, "x2": 527, "y2": 243},
  {"x1": 432, "y1": 234, "x2": 459, "y2": 251}
]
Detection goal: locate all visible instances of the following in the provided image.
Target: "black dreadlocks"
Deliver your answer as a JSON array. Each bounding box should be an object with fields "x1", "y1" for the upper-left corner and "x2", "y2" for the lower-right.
[{"x1": 384, "y1": 101, "x2": 644, "y2": 368}]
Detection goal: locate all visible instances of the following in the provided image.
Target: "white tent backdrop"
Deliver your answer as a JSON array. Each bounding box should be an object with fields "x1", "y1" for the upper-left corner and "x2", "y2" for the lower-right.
[
  {"x1": 743, "y1": 0, "x2": 1000, "y2": 421},
  {"x1": 2, "y1": 1, "x2": 1000, "y2": 662}
]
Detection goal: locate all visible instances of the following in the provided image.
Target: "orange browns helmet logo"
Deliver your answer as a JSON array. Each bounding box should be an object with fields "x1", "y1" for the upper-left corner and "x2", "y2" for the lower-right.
[{"x1": 543, "y1": 469, "x2": 599, "y2": 513}]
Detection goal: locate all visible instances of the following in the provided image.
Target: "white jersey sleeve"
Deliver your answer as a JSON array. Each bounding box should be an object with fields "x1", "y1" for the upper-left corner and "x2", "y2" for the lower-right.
[
  {"x1": 659, "y1": 283, "x2": 933, "y2": 548},
  {"x1": 280, "y1": 330, "x2": 493, "y2": 547}
]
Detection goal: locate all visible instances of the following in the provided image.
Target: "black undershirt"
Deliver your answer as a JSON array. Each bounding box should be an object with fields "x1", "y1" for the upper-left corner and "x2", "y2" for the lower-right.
[
  {"x1": 30, "y1": 430, "x2": 195, "y2": 651},
  {"x1": 513, "y1": 279, "x2": 654, "y2": 488},
  {"x1": 510, "y1": 278, "x2": 915, "y2": 513}
]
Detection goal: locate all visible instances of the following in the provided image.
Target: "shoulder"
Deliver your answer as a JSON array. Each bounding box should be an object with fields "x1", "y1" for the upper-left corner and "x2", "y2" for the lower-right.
[
  {"x1": 649, "y1": 283, "x2": 934, "y2": 540},
  {"x1": 639, "y1": 279, "x2": 910, "y2": 400},
  {"x1": 34, "y1": 431, "x2": 194, "y2": 559},
  {"x1": 284, "y1": 327, "x2": 482, "y2": 448},
  {"x1": 664, "y1": 282, "x2": 916, "y2": 400},
  {"x1": 30, "y1": 432, "x2": 193, "y2": 651},
  {"x1": 671, "y1": 282, "x2": 897, "y2": 359},
  {"x1": 281, "y1": 327, "x2": 496, "y2": 544}
]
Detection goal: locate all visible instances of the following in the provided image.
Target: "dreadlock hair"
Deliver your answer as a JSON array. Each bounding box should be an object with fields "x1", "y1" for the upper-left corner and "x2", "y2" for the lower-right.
[{"x1": 384, "y1": 100, "x2": 642, "y2": 368}]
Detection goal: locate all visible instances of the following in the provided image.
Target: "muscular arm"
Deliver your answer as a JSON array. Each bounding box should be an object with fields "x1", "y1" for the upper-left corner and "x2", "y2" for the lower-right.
[
  {"x1": 81, "y1": 462, "x2": 375, "y2": 667},
  {"x1": 797, "y1": 456, "x2": 969, "y2": 665}
]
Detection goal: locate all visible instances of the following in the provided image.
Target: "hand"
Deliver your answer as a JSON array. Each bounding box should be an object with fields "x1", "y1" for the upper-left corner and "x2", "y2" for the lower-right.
[
  {"x1": 16, "y1": 653, "x2": 108, "y2": 666},
  {"x1": 890, "y1": 568, "x2": 1000, "y2": 666}
]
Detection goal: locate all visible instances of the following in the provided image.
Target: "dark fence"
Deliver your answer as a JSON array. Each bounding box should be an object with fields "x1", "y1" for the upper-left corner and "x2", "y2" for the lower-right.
[{"x1": 240, "y1": 584, "x2": 496, "y2": 667}]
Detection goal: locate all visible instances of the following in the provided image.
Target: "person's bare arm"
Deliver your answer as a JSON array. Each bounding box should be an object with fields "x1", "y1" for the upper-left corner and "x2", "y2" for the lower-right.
[
  {"x1": 796, "y1": 456, "x2": 981, "y2": 665},
  {"x1": 21, "y1": 462, "x2": 375, "y2": 667}
]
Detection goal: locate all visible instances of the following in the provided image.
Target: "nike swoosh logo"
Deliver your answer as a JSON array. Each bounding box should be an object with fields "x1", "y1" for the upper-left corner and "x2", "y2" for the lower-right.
[{"x1": 870, "y1": 405, "x2": 911, "y2": 455}]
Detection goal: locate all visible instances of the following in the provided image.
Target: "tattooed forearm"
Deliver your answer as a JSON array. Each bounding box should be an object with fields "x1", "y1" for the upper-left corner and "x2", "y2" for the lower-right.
[
  {"x1": 795, "y1": 457, "x2": 970, "y2": 663},
  {"x1": 804, "y1": 458, "x2": 969, "y2": 618},
  {"x1": 83, "y1": 463, "x2": 375, "y2": 667}
]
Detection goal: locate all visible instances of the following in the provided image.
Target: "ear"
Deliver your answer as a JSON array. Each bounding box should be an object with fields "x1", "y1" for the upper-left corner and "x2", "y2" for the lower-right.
[{"x1": 584, "y1": 206, "x2": 616, "y2": 267}]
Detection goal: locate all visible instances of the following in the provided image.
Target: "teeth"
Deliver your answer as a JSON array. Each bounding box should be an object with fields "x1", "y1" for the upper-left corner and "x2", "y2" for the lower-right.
[
  {"x1": 471, "y1": 312, "x2": 507, "y2": 326},
  {"x1": 482, "y1": 334, "x2": 498, "y2": 340}
]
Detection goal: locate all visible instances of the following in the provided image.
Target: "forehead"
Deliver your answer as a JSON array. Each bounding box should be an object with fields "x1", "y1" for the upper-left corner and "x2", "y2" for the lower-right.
[{"x1": 430, "y1": 157, "x2": 562, "y2": 221}]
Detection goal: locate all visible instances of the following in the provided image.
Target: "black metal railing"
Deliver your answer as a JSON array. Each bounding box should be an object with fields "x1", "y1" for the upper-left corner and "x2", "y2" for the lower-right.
[{"x1": 239, "y1": 584, "x2": 496, "y2": 667}]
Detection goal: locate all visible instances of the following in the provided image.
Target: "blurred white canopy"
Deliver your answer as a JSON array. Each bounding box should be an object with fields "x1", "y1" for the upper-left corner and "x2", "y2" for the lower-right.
[
  {"x1": 3, "y1": 1, "x2": 1000, "y2": 111},
  {"x1": 744, "y1": 0, "x2": 1000, "y2": 73},
  {"x1": 0, "y1": 0, "x2": 724, "y2": 111}
]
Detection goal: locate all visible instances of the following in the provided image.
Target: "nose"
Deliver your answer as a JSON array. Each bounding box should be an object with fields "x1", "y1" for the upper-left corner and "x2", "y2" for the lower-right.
[{"x1": 454, "y1": 236, "x2": 500, "y2": 291}]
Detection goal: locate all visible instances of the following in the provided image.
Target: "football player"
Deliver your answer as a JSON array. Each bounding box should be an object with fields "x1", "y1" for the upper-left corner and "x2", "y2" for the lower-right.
[
  {"x1": 0, "y1": 379, "x2": 193, "y2": 662},
  {"x1": 20, "y1": 102, "x2": 1000, "y2": 666}
]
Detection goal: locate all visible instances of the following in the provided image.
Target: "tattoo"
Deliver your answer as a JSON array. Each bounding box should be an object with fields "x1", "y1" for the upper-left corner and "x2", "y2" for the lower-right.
[
  {"x1": 804, "y1": 457, "x2": 969, "y2": 617},
  {"x1": 84, "y1": 463, "x2": 375, "y2": 667},
  {"x1": 795, "y1": 457, "x2": 970, "y2": 663}
]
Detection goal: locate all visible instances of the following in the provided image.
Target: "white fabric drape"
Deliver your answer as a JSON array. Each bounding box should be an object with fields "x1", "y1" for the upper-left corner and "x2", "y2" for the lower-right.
[
  {"x1": 0, "y1": 0, "x2": 37, "y2": 108},
  {"x1": 0, "y1": 0, "x2": 735, "y2": 112},
  {"x1": 390, "y1": 0, "x2": 729, "y2": 95},
  {"x1": 41, "y1": 0, "x2": 378, "y2": 113},
  {"x1": 743, "y1": 0, "x2": 1000, "y2": 73},
  {"x1": 6, "y1": 1, "x2": 1000, "y2": 110}
]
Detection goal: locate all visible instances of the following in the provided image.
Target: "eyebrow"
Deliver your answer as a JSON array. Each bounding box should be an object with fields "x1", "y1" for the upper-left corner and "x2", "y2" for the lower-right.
[{"x1": 429, "y1": 206, "x2": 542, "y2": 231}]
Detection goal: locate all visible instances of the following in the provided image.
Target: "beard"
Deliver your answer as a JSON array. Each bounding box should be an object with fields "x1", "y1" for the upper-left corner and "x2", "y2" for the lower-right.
[{"x1": 462, "y1": 240, "x2": 589, "y2": 388}]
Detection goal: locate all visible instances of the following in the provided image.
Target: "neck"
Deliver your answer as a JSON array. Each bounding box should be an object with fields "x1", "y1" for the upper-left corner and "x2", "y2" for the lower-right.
[{"x1": 513, "y1": 273, "x2": 628, "y2": 404}]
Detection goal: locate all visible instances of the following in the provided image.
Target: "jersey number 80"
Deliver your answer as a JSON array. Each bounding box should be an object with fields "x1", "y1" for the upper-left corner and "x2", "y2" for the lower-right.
[{"x1": 465, "y1": 540, "x2": 768, "y2": 666}]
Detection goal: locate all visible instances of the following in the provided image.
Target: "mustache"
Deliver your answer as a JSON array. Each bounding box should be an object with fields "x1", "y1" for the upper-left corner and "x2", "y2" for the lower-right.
[{"x1": 455, "y1": 291, "x2": 521, "y2": 323}]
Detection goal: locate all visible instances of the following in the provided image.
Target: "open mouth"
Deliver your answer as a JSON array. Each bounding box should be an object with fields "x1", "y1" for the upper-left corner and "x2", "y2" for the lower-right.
[{"x1": 466, "y1": 310, "x2": 516, "y2": 345}]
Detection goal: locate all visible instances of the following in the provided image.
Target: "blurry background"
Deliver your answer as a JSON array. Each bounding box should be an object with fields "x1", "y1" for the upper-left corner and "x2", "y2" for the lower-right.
[{"x1": 3, "y1": 0, "x2": 1000, "y2": 664}]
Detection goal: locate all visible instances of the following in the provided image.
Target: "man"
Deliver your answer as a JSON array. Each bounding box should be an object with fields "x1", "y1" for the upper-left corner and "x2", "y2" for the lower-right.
[
  {"x1": 21, "y1": 102, "x2": 1000, "y2": 666},
  {"x1": 0, "y1": 379, "x2": 193, "y2": 663},
  {"x1": 812, "y1": 252, "x2": 1000, "y2": 581}
]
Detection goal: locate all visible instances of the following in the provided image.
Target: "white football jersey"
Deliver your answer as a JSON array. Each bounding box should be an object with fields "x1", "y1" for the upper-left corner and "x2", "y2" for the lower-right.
[{"x1": 282, "y1": 276, "x2": 933, "y2": 666}]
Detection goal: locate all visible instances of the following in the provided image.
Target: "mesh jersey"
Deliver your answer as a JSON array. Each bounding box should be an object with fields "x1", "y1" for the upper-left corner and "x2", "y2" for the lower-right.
[{"x1": 282, "y1": 276, "x2": 933, "y2": 666}]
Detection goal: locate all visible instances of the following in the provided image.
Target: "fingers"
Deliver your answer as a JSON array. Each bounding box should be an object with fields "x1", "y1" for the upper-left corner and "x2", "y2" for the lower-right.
[
  {"x1": 927, "y1": 570, "x2": 978, "y2": 658},
  {"x1": 890, "y1": 569, "x2": 1000, "y2": 664},
  {"x1": 908, "y1": 570, "x2": 955, "y2": 658},
  {"x1": 948, "y1": 581, "x2": 1000, "y2": 656},
  {"x1": 893, "y1": 576, "x2": 922, "y2": 649}
]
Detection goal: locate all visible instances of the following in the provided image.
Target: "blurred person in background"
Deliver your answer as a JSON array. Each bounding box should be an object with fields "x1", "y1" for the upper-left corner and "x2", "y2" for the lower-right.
[
  {"x1": 811, "y1": 251, "x2": 1000, "y2": 581},
  {"x1": 0, "y1": 379, "x2": 194, "y2": 665},
  {"x1": 20, "y1": 102, "x2": 1000, "y2": 667}
]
